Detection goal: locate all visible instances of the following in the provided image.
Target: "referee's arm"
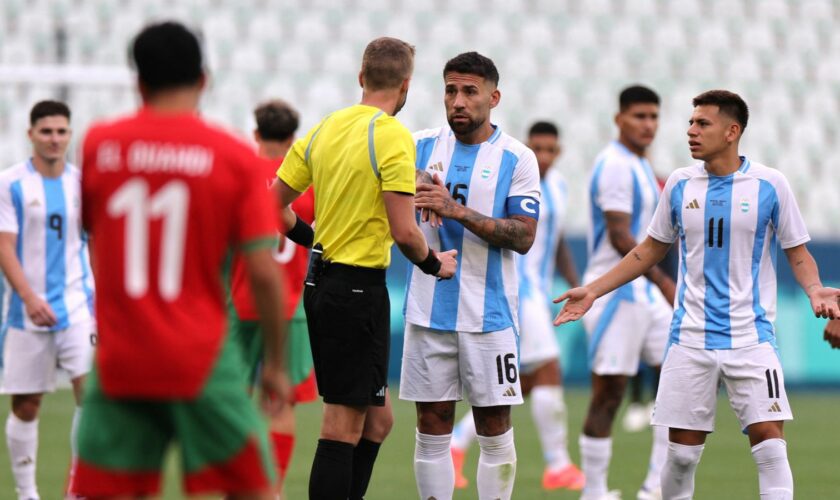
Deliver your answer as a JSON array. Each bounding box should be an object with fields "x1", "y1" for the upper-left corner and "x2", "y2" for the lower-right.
[{"x1": 384, "y1": 191, "x2": 457, "y2": 278}]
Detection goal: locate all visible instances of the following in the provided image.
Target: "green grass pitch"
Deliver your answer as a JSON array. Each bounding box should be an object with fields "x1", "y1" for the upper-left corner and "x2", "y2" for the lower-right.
[{"x1": 1, "y1": 388, "x2": 836, "y2": 499}]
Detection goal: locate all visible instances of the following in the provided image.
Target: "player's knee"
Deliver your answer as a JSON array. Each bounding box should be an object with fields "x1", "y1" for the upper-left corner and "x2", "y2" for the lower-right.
[
  {"x1": 416, "y1": 402, "x2": 456, "y2": 434},
  {"x1": 11, "y1": 394, "x2": 43, "y2": 421},
  {"x1": 668, "y1": 442, "x2": 704, "y2": 469},
  {"x1": 473, "y1": 406, "x2": 511, "y2": 437}
]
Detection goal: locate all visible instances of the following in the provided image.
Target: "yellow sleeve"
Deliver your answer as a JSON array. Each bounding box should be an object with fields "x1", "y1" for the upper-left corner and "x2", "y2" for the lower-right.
[
  {"x1": 277, "y1": 120, "x2": 322, "y2": 192},
  {"x1": 374, "y1": 118, "x2": 416, "y2": 194}
]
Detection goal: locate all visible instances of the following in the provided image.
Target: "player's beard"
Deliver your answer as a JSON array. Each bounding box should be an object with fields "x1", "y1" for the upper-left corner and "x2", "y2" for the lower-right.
[{"x1": 447, "y1": 113, "x2": 484, "y2": 136}]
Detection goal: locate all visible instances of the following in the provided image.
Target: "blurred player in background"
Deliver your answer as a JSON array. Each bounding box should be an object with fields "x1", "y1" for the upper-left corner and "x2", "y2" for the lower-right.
[
  {"x1": 555, "y1": 89, "x2": 840, "y2": 500},
  {"x1": 228, "y1": 99, "x2": 316, "y2": 494},
  {"x1": 403, "y1": 52, "x2": 540, "y2": 500},
  {"x1": 274, "y1": 37, "x2": 457, "y2": 500},
  {"x1": 74, "y1": 21, "x2": 290, "y2": 498},
  {"x1": 0, "y1": 100, "x2": 95, "y2": 500},
  {"x1": 579, "y1": 86, "x2": 675, "y2": 500},
  {"x1": 449, "y1": 120, "x2": 584, "y2": 492}
]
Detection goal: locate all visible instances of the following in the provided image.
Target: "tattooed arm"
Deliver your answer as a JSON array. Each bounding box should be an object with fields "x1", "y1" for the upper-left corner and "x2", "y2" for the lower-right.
[{"x1": 784, "y1": 244, "x2": 840, "y2": 319}]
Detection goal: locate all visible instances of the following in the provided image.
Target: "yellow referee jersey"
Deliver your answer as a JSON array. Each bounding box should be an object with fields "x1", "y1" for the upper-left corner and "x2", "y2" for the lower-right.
[{"x1": 278, "y1": 104, "x2": 416, "y2": 269}]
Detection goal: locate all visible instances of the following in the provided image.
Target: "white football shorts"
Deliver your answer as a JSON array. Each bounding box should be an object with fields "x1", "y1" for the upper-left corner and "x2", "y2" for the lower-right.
[
  {"x1": 652, "y1": 342, "x2": 793, "y2": 432},
  {"x1": 518, "y1": 291, "x2": 560, "y2": 373},
  {"x1": 1, "y1": 320, "x2": 96, "y2": 394},
  {"x1": 581, "y1": 286, "x2": 671, "y2": 376},
  {"x1": 399, "y1": 323, "x2": 524, "y2": 407}
]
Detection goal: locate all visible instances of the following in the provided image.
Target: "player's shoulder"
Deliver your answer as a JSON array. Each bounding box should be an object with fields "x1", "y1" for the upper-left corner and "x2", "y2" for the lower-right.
[
  {"x1": 741, "y1": 159, "x2": 788, "y2": 186},
  {"x1": 0, "y1": 161, "x2": 33, "y2": 184},
  {"x1": 494, "y1": 131, "x2": 537, "y2": 166},
  {"x1": 412, "y1": 126, "x2": 445, "y2": 143},
  {"x1": 664, "y1": 163, "x2": 705, "y2": 187}
]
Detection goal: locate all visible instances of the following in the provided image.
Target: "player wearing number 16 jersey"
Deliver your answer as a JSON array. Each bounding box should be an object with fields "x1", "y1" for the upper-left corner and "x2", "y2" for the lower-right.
[{"x1": 74, "y1": 22, "x2": 289, "y2": 499}]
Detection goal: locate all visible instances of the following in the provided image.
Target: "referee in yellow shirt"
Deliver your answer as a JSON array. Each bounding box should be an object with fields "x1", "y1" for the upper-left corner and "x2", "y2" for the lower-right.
[{"x1": 274, "y1": 37, "x2": 457, "y2": 500}]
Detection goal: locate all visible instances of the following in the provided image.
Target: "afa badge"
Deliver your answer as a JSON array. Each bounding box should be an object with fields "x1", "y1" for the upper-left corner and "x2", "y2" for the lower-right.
[{"x1": 740, "y1": 197, "x2": 750, "y2": 213}]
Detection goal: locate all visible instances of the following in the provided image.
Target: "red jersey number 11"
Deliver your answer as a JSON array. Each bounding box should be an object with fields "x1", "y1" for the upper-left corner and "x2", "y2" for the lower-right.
[{"x1": 106, "y1": 178, "x2": 189, "y2": 301}]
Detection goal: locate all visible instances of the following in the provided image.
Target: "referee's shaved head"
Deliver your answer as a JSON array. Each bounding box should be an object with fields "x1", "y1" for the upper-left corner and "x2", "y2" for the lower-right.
[
  {"x1": 361, "y1": 37, "x2": 415, "y2": 91},
  {"x1": 132, "y1": 21, "x2": 203, "y2": 93}
]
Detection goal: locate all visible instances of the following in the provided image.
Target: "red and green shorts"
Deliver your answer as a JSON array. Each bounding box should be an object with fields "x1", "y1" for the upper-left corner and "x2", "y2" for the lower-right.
[
  {"x1": 73, "y1": 335, "x2": 276, "y2": 497},
  {"x1": 229, "y1": 299, "x2": 317, "y2": 402}
]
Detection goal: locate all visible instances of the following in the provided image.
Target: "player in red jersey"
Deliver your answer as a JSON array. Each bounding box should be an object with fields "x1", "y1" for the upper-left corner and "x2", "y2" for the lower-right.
[
  {"x1": 227, "y1": 99, "x2": 317, "y2": 492},
  {"x1": 73, "y1": 22, "x2": 290, "y2": 499}
]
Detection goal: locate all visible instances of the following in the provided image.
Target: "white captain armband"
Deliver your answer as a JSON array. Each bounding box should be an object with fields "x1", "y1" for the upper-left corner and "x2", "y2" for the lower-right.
[{"x1": 506, "y1": 196, "x2": 540, "y2": 219}]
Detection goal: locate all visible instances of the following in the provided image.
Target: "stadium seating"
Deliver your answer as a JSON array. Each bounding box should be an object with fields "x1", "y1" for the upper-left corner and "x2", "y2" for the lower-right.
[{"x1": 0, "y1": 0, "x2": 838, "y2": 235}]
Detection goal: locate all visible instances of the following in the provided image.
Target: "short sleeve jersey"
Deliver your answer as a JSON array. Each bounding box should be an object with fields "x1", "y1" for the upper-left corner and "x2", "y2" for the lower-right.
[
  {"x1": 585, "y1": 140, "x2": 661, "y2": 302},
  {"x1": 278, "y1": 104, "x2": 415, "y2": 269},
  {"x1": 404, "y1": 126, "x2": 541, "y2": 333},
  {"x1": 81, "y1": 108, "x2": 278, "y2": 399},
  {"x1": 230, "y1": 157, "x2": 315, "y2": 321},
  {"x1": 647, "y1": 158, "x2": 809, "y2": 350},
  {"x1": 0, "y1": 161, "x2": 94, "y2": 331},
  {"x1": 517, "y1": 167, "x2": 568, "y2": 301}
]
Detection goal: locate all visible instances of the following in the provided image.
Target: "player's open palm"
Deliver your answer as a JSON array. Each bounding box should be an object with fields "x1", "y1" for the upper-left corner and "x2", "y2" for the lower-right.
[
  {"x1": 435, "y1": 249, "x2": 458, "y2": 279},
  {"x1": 553, "y1": 287, "x2": 597, "y2": 325},
  {"x1": 809, "y1": 287, "x2": 840, "y2": 319},
  {"x1": 260, "y1": 365, "x2": 292, "y2": 416},
  {"x1": 24, "y1": 295, "x2": 57, "y2": 327}
]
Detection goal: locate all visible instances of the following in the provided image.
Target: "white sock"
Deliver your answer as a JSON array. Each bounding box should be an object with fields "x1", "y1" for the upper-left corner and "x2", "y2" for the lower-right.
[
  {"x1": 530, "y1": 385, "x2": 571, "y2": 470},
  {"x1": 476, "y1": 428, "x2": 516, "y2": 500},
  {"x1": 6, "y1": 413, "x2": 39, "y2": 500},
  {"x1": 414, "y1": 430, "x2": 455, "y2": 500},
  {"x1": 751, "y1": 438, "x2": 793, "y2": 500},
  {"x1": 67, "y1": 407, "x2": 82, "y2": 493},
  {"x1": 642, "y1": 424, "x2": 668, "y2": 491},
  {"x1": 580, "y1": 434, "x2": 611, "y2": 497},
  {"x1": 451, "y1": 409, "x2": 477, "y2": 451},
  {"x1": 661, "y1": 441, "x2": 704, "y2": 500}
]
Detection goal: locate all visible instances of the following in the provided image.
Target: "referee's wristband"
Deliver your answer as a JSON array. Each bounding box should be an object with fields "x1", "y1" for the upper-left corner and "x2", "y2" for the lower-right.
[
  {"x1": 414, "y1": 247, "x2": 441, "y2": 276},
  {"x1": 286, "y1": 215, "x2": 314, "y2": 248}
]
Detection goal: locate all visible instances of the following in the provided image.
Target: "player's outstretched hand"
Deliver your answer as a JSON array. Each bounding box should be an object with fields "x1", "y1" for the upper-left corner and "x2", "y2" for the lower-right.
[
  {"x1": 823, "y1": 319, "x2": 840, "y2": 349},
  {"x1": 260, "y1": 364, "x2": 292, "y2": 417},
  {"x1": 24, "y1": 295, "x2": 57, "y2": 327},
  {"x1": 553, "y1": 287, "x2": 597, "y2": 325},
  {"x1": 808, "y1": 287, "x2": 840, "y2": 319},
  {"x1": 435, "y1": 249, "x2": 458, "y2": 279}
]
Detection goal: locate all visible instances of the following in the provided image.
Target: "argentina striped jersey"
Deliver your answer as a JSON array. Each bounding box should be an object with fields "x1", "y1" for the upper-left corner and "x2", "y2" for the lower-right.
[
  {"x1": 0, "y1": 160, "x2": 94, "y2": 331},
  {"x1": 585, "y1": 140, "x2": 661, "y2": 302},
  {"x1": 404, "y1": 125, "x2": 541, "y2": 333},
  {"x1": 518, "y1": 168, "x2": 568, "y2": 300},
  {"x1": 647, "y1": 158, "x2": 809, "y2": 349}
]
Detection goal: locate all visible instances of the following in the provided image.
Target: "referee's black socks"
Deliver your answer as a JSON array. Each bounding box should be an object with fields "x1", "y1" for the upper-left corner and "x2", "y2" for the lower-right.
[
  {"x1": 309, "y1": 439, "x2": 354, "y2": 500},
  {"x1": 349, "y1": 438, "x2": 382, "y2": 500}
]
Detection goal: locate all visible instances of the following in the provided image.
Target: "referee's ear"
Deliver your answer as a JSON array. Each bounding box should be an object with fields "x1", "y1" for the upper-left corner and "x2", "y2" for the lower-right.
[{"x1": 358, "y1": 70, "x2": 365, "y2": 88}]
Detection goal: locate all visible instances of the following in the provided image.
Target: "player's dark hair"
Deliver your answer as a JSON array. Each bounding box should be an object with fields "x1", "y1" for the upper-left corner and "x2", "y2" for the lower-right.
[
  {"x1": 132, "y1": 21, "x2": 203, "y2": 92},
  {"x1": 361, "y1": 37, "x2": 415, "y2": 91},
  {"x1": 693, "y1": 89, "x2": 749, "y2": 132},
  {"x1": 443, "y1": 52, "x2": 499, "y2": 87},
  {"x1": 30, "y1": 100, "x2": 70, "y2": 126},
  {"x1": 528, "y1": 121, "x2": 560, "y2": 138},
  {"x1": 619, "y1": 85, "x2": 660, "y2": 111},
  {"x1": 254, "y1": 100, "x2": 299, "y2": 142}
]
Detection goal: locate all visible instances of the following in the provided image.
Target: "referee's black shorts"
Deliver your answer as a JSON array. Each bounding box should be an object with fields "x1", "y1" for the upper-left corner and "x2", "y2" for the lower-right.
[{"x1": 303, "y1": 263, "x2": 390, "y2": 406}]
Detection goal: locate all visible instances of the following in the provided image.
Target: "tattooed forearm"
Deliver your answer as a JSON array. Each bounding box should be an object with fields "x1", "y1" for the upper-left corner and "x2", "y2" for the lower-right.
[
  {"x1": 795, "y1": 259, "x2": 805, "y2": 266},
  {"x1": 415, "y1": 169, "x2": 434, "y2": 186},
  {"x1": 632, "y1": 251, "x2": 642, "y2": 261},
  {"x1": 458, "y1": 210, "x2": 536, "y2": 253}
]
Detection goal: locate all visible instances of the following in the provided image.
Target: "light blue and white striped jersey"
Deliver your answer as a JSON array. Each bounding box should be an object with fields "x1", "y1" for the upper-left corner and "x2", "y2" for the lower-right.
[
  {"x1": 648, "y1": 158, "x2": 809, "y2": 350},
  {"x1": 404, "y1": 125, "x2": 541, "y2": 333},
  {"x1": 585, "y1": 140, "x2": 661, "y2": 302},
  {"x1": 518, "y1": 168, "x2": 568, "y2": 300},
  {"x1": 0, "y1": 160, "x2": 94, "y2": 331}
]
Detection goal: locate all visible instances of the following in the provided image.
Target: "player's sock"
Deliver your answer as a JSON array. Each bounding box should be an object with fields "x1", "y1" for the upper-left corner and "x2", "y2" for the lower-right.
[
  {"x1": 476, "y1": 428, "x2": 517, "y2": 500},
  {"x1": 309, "y1": 439, "x2": 354, "y2": 500},
  {"x1": 6, "y1": 413, "x2": 39, "y2": 500},
  {"x1": 660, "y1": 441, "x2": 704, "y2": 500},
  {"x1": 349, "y1": 438, "x2": 381, "y2": 500},
  {"x1": 414, "y1": 430, "x2": 455, "y2": 499},
  {"x1": 66, "y1": 407, "x2": 82, "y2": 495},
  {"x1": 641, "y1": 424, "x2": 668, "y2": 492},
  {"x1": 270, "y1": 431, "x2": 295, "y2": 479},
  {"x1": 450, "y1": 409, "x2": 477, "y2": 451},
  {"x1": 751, "y1": 438, "x2": 793, "y2": 500},
  {"x1": 530, "y1": 386, "x2": 571, "y2": 470},
  {"x1": 579, "y1": 434, "x2": 611, "y2": 497}
]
